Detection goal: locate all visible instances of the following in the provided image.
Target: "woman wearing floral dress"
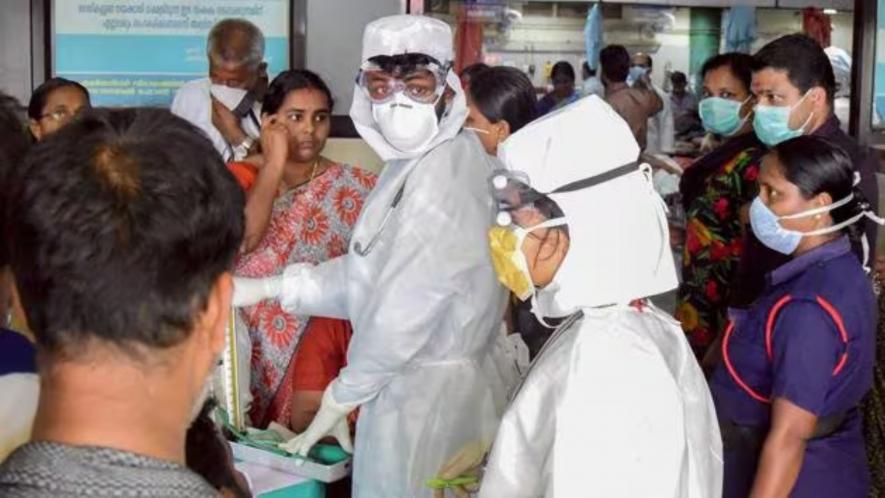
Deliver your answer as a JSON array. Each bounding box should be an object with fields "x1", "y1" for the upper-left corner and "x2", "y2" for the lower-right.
[
  {"x1": 230, "y1": 70, "x2": 376, "y2": 427},
  {"x1": 676, "y1": 53, "x2": 765, "y2": 364}
]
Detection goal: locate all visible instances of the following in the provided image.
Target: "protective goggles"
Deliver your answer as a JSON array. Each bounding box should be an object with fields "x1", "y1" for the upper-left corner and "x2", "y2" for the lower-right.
[
  {"x1": 489, "y1": 161, "x2": 640, "y2": 226},
  {"x1": 356, "y1": 60, "x2": 448, "y2": 105}
]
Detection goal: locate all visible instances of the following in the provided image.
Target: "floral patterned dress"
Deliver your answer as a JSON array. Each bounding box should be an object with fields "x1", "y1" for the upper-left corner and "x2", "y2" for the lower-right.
[
  {"x1": 676, "y1": 136, "x2": 764, "y2": 358},
  {"x1": 234, "y1": 163, "x2": 377, "y2": 427}
]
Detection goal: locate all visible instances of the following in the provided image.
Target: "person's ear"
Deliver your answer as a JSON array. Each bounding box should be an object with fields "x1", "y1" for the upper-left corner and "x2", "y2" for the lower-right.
[
  {"x1": 495, "y1": 120, "x2": 512, "y2": 144},
  {"x1": 28, "y1": 120, "x2": 42, "y2": 141},
  {"x1": 196, "y1": 272, "x2": 232, "y2": 360},
  {"x1": 813, "y1": 191, "x2": 834, "y2": 224},
  {"x1": 810, "y1": 86, "x2": 827, "y2": 107}
]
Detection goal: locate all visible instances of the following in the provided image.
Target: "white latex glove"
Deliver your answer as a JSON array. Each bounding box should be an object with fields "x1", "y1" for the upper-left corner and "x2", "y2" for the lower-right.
[
  {"x1": 279, "y1": 384, "x2": 355, "y2": 458},
  {"x1": 232, "y1": 275, "x2": 282, "y2": 307}
]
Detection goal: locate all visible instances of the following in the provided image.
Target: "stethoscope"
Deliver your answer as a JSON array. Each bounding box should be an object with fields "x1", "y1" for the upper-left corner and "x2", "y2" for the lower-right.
[
  {"x1": 352, "y1": 181, "x2": 408, "y2": 257},
  {"x1": 352, "y1": 145, "x2": 437, "y2": 257}
]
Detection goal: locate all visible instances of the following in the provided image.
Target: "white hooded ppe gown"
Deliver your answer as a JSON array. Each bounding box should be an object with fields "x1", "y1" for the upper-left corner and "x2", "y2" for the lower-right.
[
  {"x1": 277, "y1": 16, "x2": 508, "y2": 498},
  {"x1": 479, "y1": 96, "x2": 723, "y2": 498}
]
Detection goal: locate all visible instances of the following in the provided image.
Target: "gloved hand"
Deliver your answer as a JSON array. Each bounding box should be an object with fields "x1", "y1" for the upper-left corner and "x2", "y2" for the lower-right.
[
  {"x1": 279, "y1": 384, "x2": 355, "y2": 459},
  {"x1": 232, "y1": 275, "x2": 282, "y2": 307},
  {"x1": 431, "y1": 441, "x2": 489, "y2": 498}
]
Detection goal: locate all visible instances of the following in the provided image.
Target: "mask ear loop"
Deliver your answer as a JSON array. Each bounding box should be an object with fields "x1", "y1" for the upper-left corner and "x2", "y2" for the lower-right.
[
  {"x1": 725, "y1": 96, "x2": 754, "y2": 137},
  {"x1": 792, "y1": 91, "x2": 815, "y2": 134}
]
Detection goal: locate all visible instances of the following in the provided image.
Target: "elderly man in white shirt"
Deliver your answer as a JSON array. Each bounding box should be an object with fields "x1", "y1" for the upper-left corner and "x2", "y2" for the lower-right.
[
  {"x1": 631, "y1": 53, "x2": 675, "y2": 155},
  {"x1": 171, "y1": 19, "x2": 267, "y2": 161}
]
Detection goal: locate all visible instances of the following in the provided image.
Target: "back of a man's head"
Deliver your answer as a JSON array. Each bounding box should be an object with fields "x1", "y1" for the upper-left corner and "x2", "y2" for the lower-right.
[
  {"x1": 5, "y1": 108, "x2": 244, "y2": 359},
  {"x1": 754, "y1": 33, "x2": 836, "y2": 105},
  {"x1": 600, "y1": 45, "x2": 630, "y2": 84},
  {"x1": 0, "y1": 92, "x2": 29, "y2": 270}
]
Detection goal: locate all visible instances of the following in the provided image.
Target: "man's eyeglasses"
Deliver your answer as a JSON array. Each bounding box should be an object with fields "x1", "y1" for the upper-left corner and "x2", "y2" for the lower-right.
[{"x1": 40, "y1": 108, "x2": 84, "y2": 123}]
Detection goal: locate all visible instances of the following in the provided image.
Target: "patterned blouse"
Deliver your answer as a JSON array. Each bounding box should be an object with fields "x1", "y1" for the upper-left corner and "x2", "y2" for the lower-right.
[{"x1": 676, "y1": 134, "x2": 765, "y2": 357}]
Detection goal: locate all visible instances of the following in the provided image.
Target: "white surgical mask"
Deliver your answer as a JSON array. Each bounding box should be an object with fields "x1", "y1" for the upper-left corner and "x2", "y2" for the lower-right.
[
  {"x1": 210, "y1": 84, "x2": 249, "y2": 112},
  {"x1": 371, "y1": 92, "x2": 440, "y2": 153},
  {"x1": 750, "y1": 192, "x2": 884, "y2": 257}
]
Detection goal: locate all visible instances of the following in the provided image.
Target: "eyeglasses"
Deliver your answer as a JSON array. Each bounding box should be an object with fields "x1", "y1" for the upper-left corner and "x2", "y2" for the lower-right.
[
  {"x1": 356, "y1": 62, "x2": 448, "y2": 105},
  {"x1": 40, "y1": 107, "x2": 85, "y2": 123}
]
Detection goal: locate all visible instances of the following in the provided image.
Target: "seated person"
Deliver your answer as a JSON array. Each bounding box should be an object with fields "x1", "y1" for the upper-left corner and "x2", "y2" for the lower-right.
[
  {"x1": 229, "y1": 69, "x2": 375, "y2": 428},
  {"x1": 0, "y1": 107, "x2": 244, "y2": 496},
  {"x1": 670, "y1": 71, "x2": 703, "y2": 140},
  {"x1": 537, "y1": 61, "x2": 579, "y2": 116},
  {"x1": 27, "y1": 78, "x2": 91, "y2": 141}
]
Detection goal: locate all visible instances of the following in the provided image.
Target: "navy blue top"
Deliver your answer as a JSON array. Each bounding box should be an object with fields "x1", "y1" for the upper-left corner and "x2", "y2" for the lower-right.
[
  {"x1": 0, "y1": 328, "x2": 36, "y2": 376},
  {"x1": 711, "y1": 236, "x2": 876, "y2": 498}
]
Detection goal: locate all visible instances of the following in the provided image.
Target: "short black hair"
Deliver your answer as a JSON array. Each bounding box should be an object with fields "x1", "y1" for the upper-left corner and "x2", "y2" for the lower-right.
[
  {"x1": 600, "y1": 45, "x2": 630, "y2": 83},
  {"x1": 27, "y1": 77, "x2": 91, "y2": 121},
  {"x1": 469, "y1": 66, "x2": 538, "y2": 134},
  {"x1": 753, "y1": 34, "x2": 836, "y2": 104},
  {"x1": 460, "y1": 63, "x2": 490, "y2": 81},
  {"x1": 5, "y1": 108, "x2": 244, "y2": 356},
  {"x1": 551, "y1": 61, "x2": 575, "y2": 83},
  {"x1": 366, "y1": 53, "x2": 442, "y2": 75},
  {"x1": 582, "y1": 61, "x2": 596, "y2": 78},
  {"x1": 670, "y1": 71, "x2": 687, "y2": 86},
  {"x1": 701, "y1": 52, "x2": 755, "y2": 93},
  {"x1": 186, "y1": 399, "x2": 250, "y2": 498},
  {"x1": 0, "y1": 93, "x2": 29, "y2": 268},
  {"x1": 772, "y1": 136, "x2": 867, "y2": 239},
  {"x1": 262, "y1": 69, "x2": 335, "y2": 115}
]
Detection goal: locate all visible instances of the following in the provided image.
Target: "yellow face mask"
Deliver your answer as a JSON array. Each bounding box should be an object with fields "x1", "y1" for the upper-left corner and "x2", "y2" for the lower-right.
[{"x1": 488, "y1": 226, "x2": 533, "y2": 301}]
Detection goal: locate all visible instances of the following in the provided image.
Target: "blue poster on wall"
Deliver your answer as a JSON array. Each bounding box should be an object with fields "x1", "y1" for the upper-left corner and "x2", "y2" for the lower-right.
[{"x1": 53, "y1": 1, "x2": 289, "y2": 107}]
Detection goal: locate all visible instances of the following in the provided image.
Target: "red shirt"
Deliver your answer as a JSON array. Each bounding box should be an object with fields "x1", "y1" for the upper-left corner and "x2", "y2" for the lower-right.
[{"x1": 291, "y1": 317, "x2": 353, "y2": 392}]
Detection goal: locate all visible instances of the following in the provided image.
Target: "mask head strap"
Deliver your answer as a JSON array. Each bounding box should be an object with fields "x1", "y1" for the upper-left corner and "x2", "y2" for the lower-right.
[
  {"x1": 779, "y1": 193, "x2": 855, "y2": 220},
  {"x1": 547, "y1": 161, "x2": 639, "y2": 196}
]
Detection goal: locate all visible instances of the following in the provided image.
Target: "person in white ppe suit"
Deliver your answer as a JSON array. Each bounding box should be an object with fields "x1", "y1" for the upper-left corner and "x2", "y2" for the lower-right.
[
  {"x1": 232, "y1": 15, "x2": 507, "y2": 498},
  {"x1": 433, "y1": 96, "x2": 722, "y2": 498}
]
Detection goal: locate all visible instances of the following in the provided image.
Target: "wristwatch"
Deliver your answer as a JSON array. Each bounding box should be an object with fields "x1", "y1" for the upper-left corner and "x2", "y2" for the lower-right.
[{"x1": 232, "y1": 136, "x2": 255, "y2": 162}]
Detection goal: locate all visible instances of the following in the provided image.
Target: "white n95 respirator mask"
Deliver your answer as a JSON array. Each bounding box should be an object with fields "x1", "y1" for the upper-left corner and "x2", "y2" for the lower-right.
[{"x1": 371, "y1": 93, "x2": 440, "y2": 154}]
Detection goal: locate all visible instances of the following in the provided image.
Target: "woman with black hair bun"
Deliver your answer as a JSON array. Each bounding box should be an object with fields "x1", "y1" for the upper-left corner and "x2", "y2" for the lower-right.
[
  {"x1": 710, "y1": 135, "x2": 883, "y2": 498},
  {"x1": 464, "y1": 66, "x2": 537, "y2": 157}
]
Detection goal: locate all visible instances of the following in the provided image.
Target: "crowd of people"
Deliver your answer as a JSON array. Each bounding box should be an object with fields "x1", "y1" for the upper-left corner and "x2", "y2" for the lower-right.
[{"x1": 0, "y1": 12, "x2": 883, "y2": 498}]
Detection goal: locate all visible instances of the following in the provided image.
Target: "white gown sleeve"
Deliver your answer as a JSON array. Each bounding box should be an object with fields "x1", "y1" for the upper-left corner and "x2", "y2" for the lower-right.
[{"x1": 279, "y1": 256, "x2": 350, "y2": 320}]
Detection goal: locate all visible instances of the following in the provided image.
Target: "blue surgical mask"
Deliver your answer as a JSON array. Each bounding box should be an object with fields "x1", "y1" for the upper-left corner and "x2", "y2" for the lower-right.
[
  {"x1": 699, "y1": 97, "x2": 750, "y2": 136},
  {"x1": 753, "y1": 93, "x2": 813, "y2": 146},
  {"x1": 627, "y1": 66, "x2": 647, "y2": 87},
  {"x1": 749, "y1": 194, "x2": 857, "y2": 255}
]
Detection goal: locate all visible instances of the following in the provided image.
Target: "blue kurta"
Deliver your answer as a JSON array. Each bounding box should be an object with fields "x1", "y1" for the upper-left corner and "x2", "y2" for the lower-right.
[{"x1": 711, "y1": 236, "x2": 876, "y2": 498}]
